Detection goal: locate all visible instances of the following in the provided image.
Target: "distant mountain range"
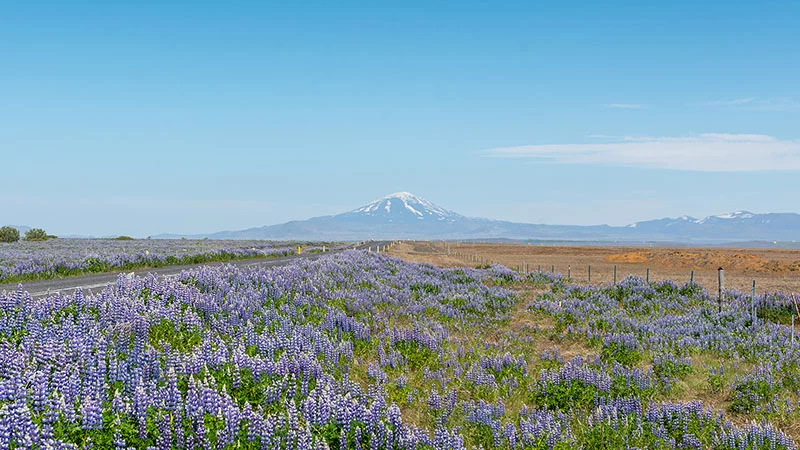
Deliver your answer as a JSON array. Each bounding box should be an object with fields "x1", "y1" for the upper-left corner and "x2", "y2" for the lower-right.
[
  {"x1": 153, "y1": 192, "x2": 800, "y2": 243},
  {"x1": 7, "y1": 225, "x2": 31, "y2": 234}
]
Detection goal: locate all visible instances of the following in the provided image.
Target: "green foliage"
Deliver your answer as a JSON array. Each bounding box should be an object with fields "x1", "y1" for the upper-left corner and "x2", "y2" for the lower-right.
[
  {"x1": 24, "y1": 227, "x2": 51, "y2": 241},
  {"x1": 653, "y1": 358, "x2": 693, "y2": 380},
  {"x1": 410, "y1": 282, "x2": 441, "y2": 296},
  {"x1": 577, "y1": 416, "x2": 661, "y2": 449},
  {"x1": 758, "y1": 304, "x2": 798, "y2": 325},
  {"x1": 532, "y1": 380, "x2": 603, "y2": 410},
  {"x1": 0, "y1": 226, "x2": 20, "y2": 243},
  {"x1": 462, "y1": 422, "x2": 497, "y2": 449},
  {"x1": 112, "y1": 235, "x2": 135, "y2": 240},
  {"x1": 601, "y1": 341, "x2": 642, "y2": 367},
  {"x1": 575, "y1": 412, "x2": 720, "y2": 450},
  {"x1": 148, "y1": 319, "x2": 203, "y2": 352},
  {"x1": 730, "y1": 378, "x2": 777, "y2": 413},
  {"x1": 707, "y1": 368, "x2": 726, "y2": 394},
  {"x1": 679, "y1": 283, "x2": 704, "y2": 298},
  {"x1": 393, "y1": 340, "x2": 437, "y2": 370}
]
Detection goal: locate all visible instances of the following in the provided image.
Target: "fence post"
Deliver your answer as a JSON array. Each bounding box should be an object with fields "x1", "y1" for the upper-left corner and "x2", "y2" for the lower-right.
[
  {"x1": 751, "y1": 280, "x2": 757, "y2": 328},
  {"x1": 690, "y1": 271, "x2": 694, "y2": 286},
  {"x1": 717, "y1": 268, "x2": 724, "y2": 313},
  {"x1": 613, "y1": 265, "x2": 617, "y2": 285},
  {"x1": 646, "y1": 268, "x2": 650, "y2": 283},
  {"x1": 568, "y1": 265, "x2": 571, "y2": 279},
  {"x1": 588, "y1": 265, "x2": 591, "y2": 283},
  {"x1": 551, "y1": 265, "x2": 554, "y2": 274}
]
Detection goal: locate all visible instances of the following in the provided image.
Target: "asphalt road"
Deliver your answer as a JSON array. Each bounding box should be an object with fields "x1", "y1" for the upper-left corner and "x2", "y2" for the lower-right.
[{"x1": 0, "y1": 240, "x2": 395, "y2": 299}]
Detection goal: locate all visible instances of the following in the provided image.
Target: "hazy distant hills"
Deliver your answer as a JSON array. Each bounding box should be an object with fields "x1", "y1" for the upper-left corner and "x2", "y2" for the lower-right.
[
  {"x1": 153, "y1": 192, "x2": 800, "y2": 243},
  {"x1": 8, "y1": 225, "x2": 31, "y2": 234},
  {"x1": 623, "y1": 211, "x2": 800, "y2": 242}
]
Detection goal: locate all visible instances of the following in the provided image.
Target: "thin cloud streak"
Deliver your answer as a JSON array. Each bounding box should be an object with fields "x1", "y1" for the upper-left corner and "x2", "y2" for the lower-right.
[
  {"x1": 486, "y1": 133, "x2": 800, "y2": 172},
  {"x1": 693, "y1": 97, "x2": 755, "y2": 106},
  {"x1": 606, "y1": 103, "x2": 642, "y2": 109},
  {"x1": 692, "y1": 97, "x2": 799, "y2": 111}
]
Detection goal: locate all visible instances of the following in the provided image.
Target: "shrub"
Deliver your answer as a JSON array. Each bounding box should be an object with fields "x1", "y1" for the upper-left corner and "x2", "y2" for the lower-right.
[
  {"x1": 24, "y1": 228, "x2": 51, "y2": 241},
  {"x1": 0, "y1": 226, "x2": 20, "y2": 243}
]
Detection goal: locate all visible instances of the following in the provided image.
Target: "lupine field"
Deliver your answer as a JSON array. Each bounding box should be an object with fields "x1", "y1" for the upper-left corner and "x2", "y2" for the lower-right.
[
  {"x1": 0, "y1": 239, "x2": 298, "y2": 284},
  {"x1": 1, "y1": 250, "x2": 798, "y2": 449}
]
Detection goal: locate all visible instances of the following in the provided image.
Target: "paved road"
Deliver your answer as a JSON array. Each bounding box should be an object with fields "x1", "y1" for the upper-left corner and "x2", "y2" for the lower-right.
[{"x1": 0, "y1": 240, "x2": 394, "y2": 299}]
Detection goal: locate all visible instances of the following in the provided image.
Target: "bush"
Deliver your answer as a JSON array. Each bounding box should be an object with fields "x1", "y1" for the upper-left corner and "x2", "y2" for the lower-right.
[
  {"x1": 112, "y1": 236, "x2": 135, "y2": 240},
  {"x1": 0, "y1": 226, "x2": 20, "y2": 243},
  {"x1": 24, "y1": 228, "x2": 51, "y2": 241}
]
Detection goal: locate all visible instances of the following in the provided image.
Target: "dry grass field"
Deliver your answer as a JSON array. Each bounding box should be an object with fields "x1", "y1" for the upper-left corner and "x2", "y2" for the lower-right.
[{"x1": 387, "y1": 241, "x2": 800, "y2": 294}]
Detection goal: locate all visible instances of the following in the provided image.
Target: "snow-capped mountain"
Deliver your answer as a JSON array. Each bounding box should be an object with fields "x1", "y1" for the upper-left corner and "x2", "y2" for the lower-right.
[
  {"x1": 341, "y1": 192, "x2": 461, "y2": 223},
  {"x1": 625, "y1": 211, "x2": 800, "y2": 242},
  {"x1": 693, "y1": 211, "x2": 755, "y2": 224},
  {"x1": 155, "y1": 194, "x2": 800, "y2": 243}
]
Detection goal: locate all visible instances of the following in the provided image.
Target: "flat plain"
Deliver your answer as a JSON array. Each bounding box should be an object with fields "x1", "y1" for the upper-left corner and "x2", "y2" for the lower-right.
[{"x1": 388, "y1": 241, "x2": 800, "y2": 294}]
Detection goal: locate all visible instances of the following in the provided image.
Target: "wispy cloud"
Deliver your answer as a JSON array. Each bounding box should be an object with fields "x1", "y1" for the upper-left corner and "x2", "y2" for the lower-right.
[
  {"x1": 693, "y1": 97, "x2": 755, "y2": 107},
  {"x1": 606, "y1": 103, "x2": 642, "y2": 109},
  {"x1": 485, "y1": 133, "x2": 800, "y2": 172},
  {"x1": 747, "y1": 98, "x2": 800, "y2": 112},
  {"x1": 692, "y1": 97, "x2": 799, "y2": 111}
]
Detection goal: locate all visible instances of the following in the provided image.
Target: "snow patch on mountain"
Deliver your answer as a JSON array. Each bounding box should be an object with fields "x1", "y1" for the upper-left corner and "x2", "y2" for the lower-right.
[
  {"x1": 694, "y1": 211, "x2": 755, "y2": 224},
  {"x1": 350, "y1": 192, "x2": 459, "y2": 221}
]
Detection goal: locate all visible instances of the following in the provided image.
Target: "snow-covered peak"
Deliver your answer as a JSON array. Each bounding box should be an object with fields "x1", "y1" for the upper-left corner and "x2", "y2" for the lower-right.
[
  {"x1": 628, "y1": 211, "x2": 762, "y2": 228},
  {"x1": 625, "y1": 214, "x2": 697, "y2": 228},
  {"x1": 713, "y1": 211, "x2": 754, "y2": 219},
  {"x1": 383, "y1": 192, "x2": 421, "y2": 202},
  {"x1": 349, "y1": 192, "x2": 461, "y2": 221},
  {"x1": 694, "y1": 211, "x2": 755, "y2": 224}
]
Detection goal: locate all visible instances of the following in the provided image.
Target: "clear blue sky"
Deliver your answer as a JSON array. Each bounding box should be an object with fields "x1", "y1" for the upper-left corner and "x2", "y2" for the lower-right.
[{"x1": 2, "y1": 1, "x2": 798, "y2": 237}]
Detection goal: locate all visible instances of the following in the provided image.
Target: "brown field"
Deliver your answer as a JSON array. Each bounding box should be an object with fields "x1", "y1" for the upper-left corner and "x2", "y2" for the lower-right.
[{"x1": 387, "y1": 241, "x2": 800, "y2": 294}]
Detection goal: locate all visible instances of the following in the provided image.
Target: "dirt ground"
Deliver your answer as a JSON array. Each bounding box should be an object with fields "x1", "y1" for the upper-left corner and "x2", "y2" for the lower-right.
[{"x1": 387, "y1": 241, "x2": 800, "y2": 294}]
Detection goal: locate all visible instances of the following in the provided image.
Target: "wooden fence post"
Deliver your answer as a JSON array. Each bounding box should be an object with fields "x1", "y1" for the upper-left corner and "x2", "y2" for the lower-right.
[
  {"x1": 718, "y1": 268, "x2": 724, "y2": 313},
  {"x1": 751, "y1": 280, "x2": 757, "y2": 328}
]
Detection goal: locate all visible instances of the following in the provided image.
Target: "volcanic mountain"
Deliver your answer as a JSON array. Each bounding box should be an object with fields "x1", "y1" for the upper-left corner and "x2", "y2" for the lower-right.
[{"x1": 156, "y1": 192, "x2": 800, "y2": 243}]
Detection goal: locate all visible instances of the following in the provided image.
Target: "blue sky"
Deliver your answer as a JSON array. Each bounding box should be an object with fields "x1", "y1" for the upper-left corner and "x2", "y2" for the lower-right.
[{"x1": 2, "y1": 1, "x2": 798, "y2": 237}]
